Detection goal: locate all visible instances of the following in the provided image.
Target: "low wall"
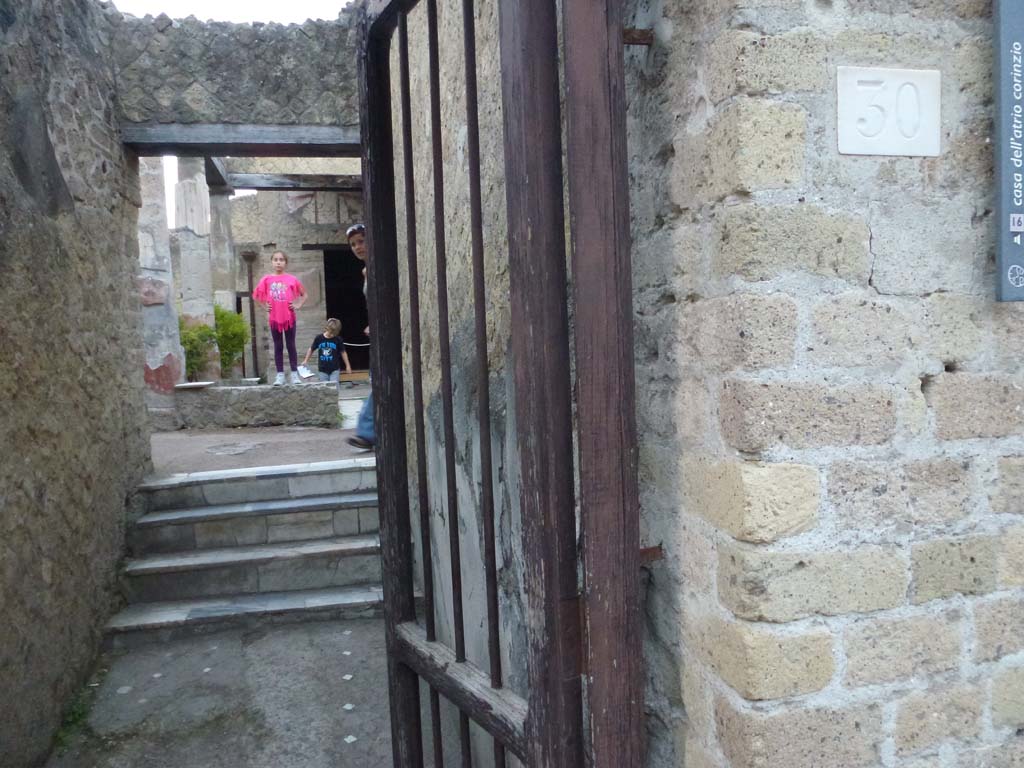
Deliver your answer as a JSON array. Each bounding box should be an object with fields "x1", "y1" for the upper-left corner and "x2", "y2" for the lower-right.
[{"x1": 174, "y1": 384, "x2": 340, "y2": 429}]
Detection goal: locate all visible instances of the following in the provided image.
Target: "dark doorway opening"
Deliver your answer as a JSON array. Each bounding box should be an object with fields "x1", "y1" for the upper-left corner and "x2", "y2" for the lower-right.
[{"x1": 322, "y1": 245, "x2": 370, "y2": 370}]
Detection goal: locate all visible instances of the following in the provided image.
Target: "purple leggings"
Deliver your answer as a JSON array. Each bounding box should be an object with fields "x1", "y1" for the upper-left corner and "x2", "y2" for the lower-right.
[{"x1": 271, "y1": 326, "x2": 298, "y2": 372}]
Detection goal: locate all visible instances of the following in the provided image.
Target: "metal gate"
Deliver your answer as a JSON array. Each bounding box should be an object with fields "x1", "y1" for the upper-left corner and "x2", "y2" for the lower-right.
[{"x1": 358, "y1": 1, "x2": 642, "y2": 765}]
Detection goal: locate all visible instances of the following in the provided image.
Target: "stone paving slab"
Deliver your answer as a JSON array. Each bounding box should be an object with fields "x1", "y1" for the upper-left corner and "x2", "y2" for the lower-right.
[{"x1": 47, "y1": 620, "x2": 394, "y2": 768}]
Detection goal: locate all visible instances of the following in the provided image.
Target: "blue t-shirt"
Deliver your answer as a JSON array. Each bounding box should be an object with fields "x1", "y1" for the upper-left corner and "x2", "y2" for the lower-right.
[{"x1": 310, "y1": 334, "x2": 344, "y2": 373}]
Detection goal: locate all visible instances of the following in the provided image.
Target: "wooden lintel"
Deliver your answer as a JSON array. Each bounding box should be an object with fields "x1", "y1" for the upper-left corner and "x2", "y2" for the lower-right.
[
  {"x1": 623, "y1": 28, "x2": 655, "y2": 46},
  {"x1": 204, "y1": 156, "x2": 231, "y2": 192},
  {"x1": 120, "y1": 123, "x2": 361, "y2": 157},
  {"x1": 394, "y1": 622, "x2": 529, "y2": 761},
  {"x1": 226, "y1": 172, "x2": 363, "y2": 192}
]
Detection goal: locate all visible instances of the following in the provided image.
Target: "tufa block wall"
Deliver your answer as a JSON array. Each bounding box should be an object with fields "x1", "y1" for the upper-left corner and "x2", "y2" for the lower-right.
[
  {"x1": 0, "y1": 1, "x2": 150, "y2": 764},
  {"x1": 626, "y1": 0, "x2": 1022, "y2": 765}
]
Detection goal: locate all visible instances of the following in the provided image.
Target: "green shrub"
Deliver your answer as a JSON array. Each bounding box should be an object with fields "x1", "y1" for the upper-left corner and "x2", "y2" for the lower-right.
[
  {"x1": 214, "y1": 305, "x2": 249, "y2": 374},
  {"x1": 179, "y1": 318, "x2": 217, "y2": 381}
]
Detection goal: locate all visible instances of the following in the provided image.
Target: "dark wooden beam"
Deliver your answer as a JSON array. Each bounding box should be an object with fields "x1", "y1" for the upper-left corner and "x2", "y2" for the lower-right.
[
  {"x1": 623, "y1": 27, "x2": 654, "y2": 46},
  {"x1": 204, "y1": 157, "x2": 231, "y2": 191},
  {"x1": 394, "y1": 622, "x2": 529, "y2": 761},
  {"x1": 121, "y1": 123, "x2": 361, "y2": 157},
  {"x1": 300, "y1": 243, "x2": 353, "y2": 251},
  {"x1": 226, "y1": 173, "x2": 362, "y2": 192}
]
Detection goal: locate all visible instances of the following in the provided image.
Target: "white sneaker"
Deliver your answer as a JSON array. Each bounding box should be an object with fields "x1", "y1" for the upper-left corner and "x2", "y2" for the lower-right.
[
  {"x1": 273, "y1": 372, "x2": 285, "y2": 386},
  {"x1": 289, "y1": 371, "x2": 301, "y2": 385}
]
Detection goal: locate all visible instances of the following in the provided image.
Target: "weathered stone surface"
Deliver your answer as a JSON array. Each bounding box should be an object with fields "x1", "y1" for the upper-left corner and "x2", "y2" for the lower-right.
[
  {"x1": 974, "y1": 597, "x2": 1024, "y2": 662},
  {"x1": 810, "y1": 293, "x2": 917, "y2": 367},
  {"x1": 713, "y1": 204, "x2": 871, "y2": 283},
  {"x1": 1000, "y1": 524, "x2": 1024, "y2": 588},
  {"x1": 718, "y1": 543, "x2": 908, "y2": 622},
  {"x1": 688, "y1": 613, "x2": 834, "y2": 699},
  {"x1": 990, "y1": 457, "x2": 1024, "y2": 515},
  {"x1": 957, "y1": 739, "x2": 1024, "y2": 768},
  {"x1": 683, "y1": 458, "x2": 819, "y2": 543},
  {"x1": 911, "y1": 536, "x2": 999, "y2": 603},
  {"x1": 930, "y1": 374, "x2": 1024, "y2": 441},
  {"x1": 175, "y1": 384, "x2": 340, "y2": 429},
  {"x1": 706, "y1": 30, "x2": 828, "y2": 104},
  {"x1": 894, "y1": 684, "x2": 983, "y2": 755},
  {"x1": 993, "y1": 666, "x2": 1024, "y2": 729},
  {"x1": 715, "y1": 697, "x2": 883, "y2": 768},
  {"x1": 843, "y1": 612, "x2": 961, "y2": 686},
  {"x1": 719, "y1": 379, "x2": 897, "y2": 451}
]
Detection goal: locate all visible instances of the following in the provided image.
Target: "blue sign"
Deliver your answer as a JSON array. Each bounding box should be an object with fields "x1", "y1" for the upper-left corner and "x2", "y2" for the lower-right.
[{"x1": 997, "y1": 0, "x2": 1024, "y2": 300}]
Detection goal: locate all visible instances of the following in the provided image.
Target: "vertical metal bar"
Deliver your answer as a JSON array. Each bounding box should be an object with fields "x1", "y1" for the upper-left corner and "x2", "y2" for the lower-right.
[
  {"x1": 359, "y1": 16, "x2": 424, "y2": 768},
  {"x1": 498, "y1": 0, "x2": 584, "y2": 765},
  {"x1": 425, "y1": 0, "x2": 472, "y2": 763},
  {"x1": 461, "y1": 1, "x2": 506, "y2": 765},
  {"x1": 563, "y1": 1, "x2": 643, "y2": 766},
  {"x1": 398, "y1": 12, "x2": 445, "y2": 768}
]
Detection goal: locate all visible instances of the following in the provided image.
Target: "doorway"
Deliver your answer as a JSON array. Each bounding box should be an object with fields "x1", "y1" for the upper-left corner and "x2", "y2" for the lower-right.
[{"x1": 322, "y1": 245, "x2": 370, "y2": 371}]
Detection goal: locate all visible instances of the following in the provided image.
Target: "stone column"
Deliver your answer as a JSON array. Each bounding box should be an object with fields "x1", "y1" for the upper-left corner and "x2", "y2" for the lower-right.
[
  {"x1": 209, "y1": 189, "x2": 237, "y2": 310},
  {"x1": 137, "y1": 157, "x2": 185, "y2": 422},
  {"x1": 171, "y1": 157, "x2": 220, "y2": 379}
]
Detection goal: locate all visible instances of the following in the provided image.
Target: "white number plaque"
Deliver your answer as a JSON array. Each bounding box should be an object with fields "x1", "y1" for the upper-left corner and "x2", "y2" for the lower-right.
[{"x1": 837, "y1": 66, "x2": 941, "y2": 157}]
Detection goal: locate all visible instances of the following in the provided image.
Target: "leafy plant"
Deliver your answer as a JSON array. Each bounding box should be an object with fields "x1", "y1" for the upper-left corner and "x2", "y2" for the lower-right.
[
  {"x1": 214, "y1": 304, "x2": 249, "y2": 374},
  {"x1": 179, "y1": 318, "x2": 217, "y2": 381}
]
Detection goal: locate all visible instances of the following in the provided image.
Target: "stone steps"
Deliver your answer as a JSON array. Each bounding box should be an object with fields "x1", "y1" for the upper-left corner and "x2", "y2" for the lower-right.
[
  {"x1": 105, "y1": 584, "x2": 384, "y2": 649},
  {"x1": 121, "y1": 535, "x2": 382, "y2": 603},
  {"x1": 130, "y1": 491, "x2": 379, "y2": 554}
]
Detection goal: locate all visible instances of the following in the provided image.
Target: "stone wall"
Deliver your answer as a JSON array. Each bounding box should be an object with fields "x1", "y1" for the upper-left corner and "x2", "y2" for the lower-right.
[
  {"x1": 0, "y1": 1, "x2": 150, "y2": 764},
  {"x1": 625, "y1": 0, "x2": 1022, "y2": 766},
  {"x1": 175, "y1": 383, "x2": 342, "y2": 429},
  {"x1": 107, "y1": 6, "x2": 361, "y2": 127}
]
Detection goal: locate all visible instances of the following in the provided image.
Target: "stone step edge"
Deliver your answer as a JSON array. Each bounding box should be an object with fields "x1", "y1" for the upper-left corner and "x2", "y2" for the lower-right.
[
  {"x1": 136, "y1": 491, "x2": 379, "y2": 528},
  {"x1": 123, "y1": 535, "x2": 381, "y2": 576},
  {"x1": 138, "y1": 457, "x2": 377, "y2": 493},
  {"x1": 105, "y1": 584, "x2": 385, "y2": 633}
]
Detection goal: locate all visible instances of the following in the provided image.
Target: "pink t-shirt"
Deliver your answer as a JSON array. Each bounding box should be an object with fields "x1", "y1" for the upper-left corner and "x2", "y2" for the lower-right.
[{"x1": 254, "y1": 273, "x2": 305, "y2": 331}]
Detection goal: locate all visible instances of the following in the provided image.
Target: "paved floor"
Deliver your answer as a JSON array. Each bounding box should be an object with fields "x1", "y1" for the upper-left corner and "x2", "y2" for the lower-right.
[
  {"x1": 151, "y1": 427, "x2": 370, "y2": 476},
  {"x1": 47, "y1": 620, "x2": 393, "y2": 768}
]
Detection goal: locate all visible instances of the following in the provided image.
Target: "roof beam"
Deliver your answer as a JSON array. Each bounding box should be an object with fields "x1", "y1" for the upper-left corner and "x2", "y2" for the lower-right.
[
  {"x1": 121, "y1": 123, "x2": 361, "y2": 157},
  {"x1": 226, "y1": 173, "x2": 363, "y2": 192},
  {"x1": 204, "y1": 156, "x2": 232, "y2": 193}
]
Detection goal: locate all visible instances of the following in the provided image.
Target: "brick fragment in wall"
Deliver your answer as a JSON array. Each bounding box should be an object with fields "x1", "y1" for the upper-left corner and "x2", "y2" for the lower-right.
[
  {"x1": 718, "y1": 542, "x2": 908, "y2": 622},
  {"x1": 993, "y1": 666, "x2": 1024, "y2": 730},
  {"x1": 671, "y1": 99, "x2": 806, "y2": 208},
  {"x1": 974, "y1": 596, "x2": 1024, "y2": 663},
  {"x1": 809, "y1": 293, "x2": 917, "y2": 368},
  {"x1": 719, "y1": 378, "x2": 897, "y2": 452},
  {"x1": 713, "y1": 204, "x2": 871, "y2": 283},
  {"x1": 137, "y1": 276, "x2": 169, "y2": 306},
  {"x1": 705, "y1": 30, "x2": 828, "y2": 104},
  {"x1": 714, "y1": 696, "x2": 883, "y2": 768},
  {"x1": 910, "y1": 535, "x2": 999, "y2": 604},
  {"x1": 669, "y1": 294, "x2": 797, "y2": 372},
  {"x1": 828, "y1": 458, "x2": 972, "y2": 534},
  {"x1": 928, "y1": 374, "x2": 1024, "y2": 441},
  {"x1": 686, "y1": 612, "x2": 834, "y2": 699},
  {"x1": 842, "y1": 611, "x2": 961, "y2": 687},
  {"x1": 893, "y1": 683, "x2": 983, "y2": 755},
  {"x1": 1000, "y1": 523, "x2": 1024, "y2": 588},
  {"x1": 682, "y1": 457, "x2": 818, "y2": 543},
  {"x1": 143, "y1": 353, "x2": 182, "y2": 395}
]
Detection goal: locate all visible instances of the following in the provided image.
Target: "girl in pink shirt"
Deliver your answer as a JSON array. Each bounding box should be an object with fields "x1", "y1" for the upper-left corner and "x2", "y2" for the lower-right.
[{"x1": 253, "y1": 250, "x2": 307, "y2": 385}]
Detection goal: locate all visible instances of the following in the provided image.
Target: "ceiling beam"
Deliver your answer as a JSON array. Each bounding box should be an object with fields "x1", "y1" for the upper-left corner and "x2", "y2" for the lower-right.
[
  {"x1": 226, "y1": 173, "x2": 363, "y2": 192},
  {"x1": 204, "y1": 156, "x2": 232, "y2": 193},
  {"x1": 121, "y1": 123, "x2": 361, "y2": 157}
]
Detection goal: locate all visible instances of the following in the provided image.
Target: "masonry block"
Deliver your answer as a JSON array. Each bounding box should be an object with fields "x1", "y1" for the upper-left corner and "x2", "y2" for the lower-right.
[
  {"x1": 720, "y1": 379, "x2": 896, "y2": 451},
  {"x1": 810, "y1": 293, "x2": 917, "y2": 368},
  {"x1": 990, "y1": 457, "x2": 1024, "y2": 515},
  {"x1": 1000, "y1": 524, "x2": 1024, "y2": 588},
  {"x1": 843, "y1": 612, "x2": 961, "y2": 686},
  {"x1": 911, "y1": 536, "x2": 999, "y2": 603},
  {"x1": 930, "y1": 374, "x2": 1024, "y2": 441},
  {"x1": 673, "y1": 99, "x2": 806, "y2": 207},
  {"x1": 715, "y1": 697, "x2": 883, "y2": 768},
  {"x1": 894, "y1": 683, "x2": 983, "y2": 755},
  {"x1": 993, "y1": 666, "x2": 1024, "y2": 730},
  {"x1": 957, "y1": 740, "x2": 1024, "y2": 768},
  {"x1": 688, "y1": 613, "x2": 834, "y2": 699},
  {"x1": 845, "y1": 0, "x2": 990, "y2": 18},
  {"x1": 718, "y1": 543, "x2": 908, "y2": 622},
  {"x1": 706, "y1": 30, "x2": 827, "y2": 104},
  {"x1": 681, "y1": 294, "x2": 798, "y2": 372},
  {"x1": 713, "y1": 204, "x2": 871, "y2": 283},
  {"x1": 974, "y1": 597, "x2": 1024, "y2": 662},
  {"x1": 683, "y1": 458, "x2": 819, "y2": 543}
]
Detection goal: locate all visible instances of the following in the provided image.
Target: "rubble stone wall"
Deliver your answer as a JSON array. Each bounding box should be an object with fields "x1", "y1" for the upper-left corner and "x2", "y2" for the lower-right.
[
  {"x1": 625, "y1": 0, "x2": 1022, "y2": 765},
  {"x1": 0, "y1": 1, "x2": 150, "y2": 764}
]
